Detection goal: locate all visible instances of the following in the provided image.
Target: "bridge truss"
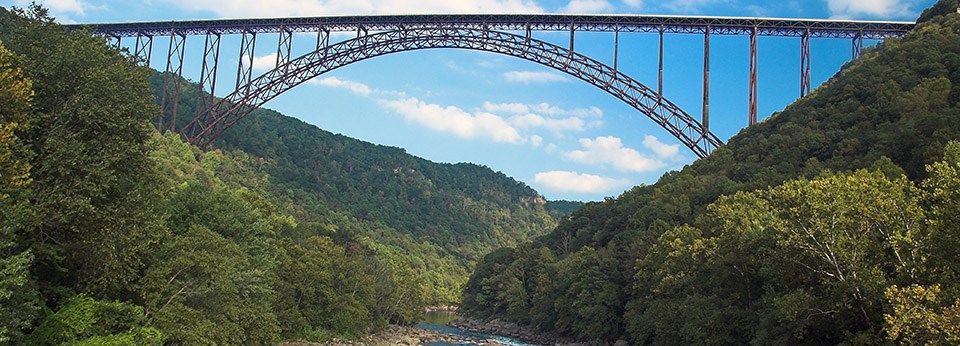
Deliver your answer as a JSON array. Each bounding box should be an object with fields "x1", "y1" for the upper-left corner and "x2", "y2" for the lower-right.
[{"x1": 70, "y1": 14, "x2": 914, "y2": 158}]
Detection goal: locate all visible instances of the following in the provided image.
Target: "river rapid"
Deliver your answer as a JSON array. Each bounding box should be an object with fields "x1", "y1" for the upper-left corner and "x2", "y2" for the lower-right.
[{"x1": 417, "y1": 311, "x2": 539, "y2": 346}]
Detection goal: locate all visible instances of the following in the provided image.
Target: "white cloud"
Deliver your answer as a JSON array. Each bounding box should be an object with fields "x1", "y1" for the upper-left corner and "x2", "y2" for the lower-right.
[
  {"x1": 480, "y1": 102, "x2": 602, "y2": 136},
  {"x1": 504, "y1": 71, "x2": 569, "y2": 84},
  {"x1": 534, "y1": 171, "x2": 630, "y2": 194},
  {"x1": 248, "y1": 53, "x2": 278, "y2": 72},
  {"x1": 483, "y1": 102, "x2": 602, "y2": 118},
  {"x1": 561, "y1": 0, "x2": 614, "y2": 13},
  {"x1": 563, "y1": 136, "x2": 665, "y2": 172},
  {"x1": 530, "y1": 134, "x2": 544, "y2": 148},
  {"x1": 623, "y1": 0, "x2": 644, "y2": 9},
  {"x1": 16, "y1": 0, "x2": 89, "y2": 21},
  {"x1": 642, "y1": 135, "x2": 680, "y2": 159},
  {"x1": 309, "y1": 77, "x2": 372, "y2": 96},
  {"x1": 825, "y1": 0, "x2": 911, "y2": 18},
  {"x1": 380, "y1": 97, "x2": 524, "y2": 144},
  {"x1": 19, "y1": 0, "x2": 87, "y2": 15},
  {"x1": 159, "y1": 0, "x2": 544, "y2": 18},
  {"x1": 509, "y1": 113, "x2": 586, "y2": 133}
]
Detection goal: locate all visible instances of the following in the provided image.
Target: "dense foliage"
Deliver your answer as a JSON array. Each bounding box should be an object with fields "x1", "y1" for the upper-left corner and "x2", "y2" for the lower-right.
[
  {"x1": 0, "y1": 4, "x2": 560, "y2": 343},
  {"x1": 462, "y1": 3, "x2": 960, "y2": 344},
  {"x1": 148, "y1": 72, "x2": 559, "y2": 304},
  {"x1": 0, "y1": 2, "x2": 567, "y2": 342}
]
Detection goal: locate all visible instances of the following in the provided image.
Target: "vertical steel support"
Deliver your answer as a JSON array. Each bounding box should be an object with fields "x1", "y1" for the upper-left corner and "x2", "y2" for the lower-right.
[
  {"x1": 658, "y1": 25, "x2": 664, "y2": 99},
  {"x1": 134, "y1": 33, "x2": 153, "y2": 66},
  {"x1": 317, "y1": 27, "x2": 330, "y2": 51},
  {"x1": 748, "y1": 26, "x2": 758, "y2": 126},
  {"x1": 236, "y1": 30, "x2": 257, "y2": 91},
  {"x1": 613, "y1": 28, "x2": 619, "y2": 74},
  {"x1": 702, "y1": 26, "x2": 710, "y2": 135},
  {"x1": 195, "y1": 31, "x2": 221, "y2": 121},
  {"x1": 159, "y1": 31, "x2": 186, "y2": 133},
  {"x1": 568, "y1": 20, "x2": 575, "y2": 56},
  {"x1": 852, "y1": 30, "x2": 863, "y2": 59},
  {"x1": 525, "y1": 24, "x2": 531, "y2": 44},
  {"x1": 276, "y1": 27, "x2": 293, "y2": 69},
  {"x1": 800, "y1": 28, "x2": 812, "y2": 97}
]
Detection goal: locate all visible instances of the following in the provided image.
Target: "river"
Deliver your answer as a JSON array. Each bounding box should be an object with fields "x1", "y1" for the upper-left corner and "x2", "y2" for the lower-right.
[{"x1": 417, "y1": 311, "x2": 539, "y2": 346}]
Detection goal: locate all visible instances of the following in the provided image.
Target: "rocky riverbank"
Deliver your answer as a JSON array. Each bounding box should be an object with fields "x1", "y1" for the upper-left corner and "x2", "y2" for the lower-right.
[
  {"x1": 279, "y1": 324, "x2": 506, "y2": 346},
  {"x1": 449, "y1": 316, "x2": 630, "y2": 346}
]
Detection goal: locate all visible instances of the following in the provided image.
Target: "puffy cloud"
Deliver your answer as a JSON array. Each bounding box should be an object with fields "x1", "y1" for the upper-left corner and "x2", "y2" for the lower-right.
[
  {"x1": 563, "y1": 136, "x2": 665, "y2": 172},
  {"x1": 17, "y1": 0, "x2": 89, "y2": 22},
  {"x1": 530, "y1": 134, "x2": 544, "y2": 148},
  {"x1": 560, "y1": 0, "x2": 615, "y2": 13},
  {"x1": 483, "y1": 102, "x2": 602, "y2": 118},
  {"x1": 623, "y1": 0, "x2": 644, "y2": 9},
  {"x1": 248, "y1": 53, "x2": 278, "y2": 72},
  {"x1": 309, "y1": 77, "x2": 372, "y2": 96},
  {"x1": 642, "y1": 135, "x2": 680, "y2": 159},
  {"x1": 380, "y1": 97, "x2": 524, "y2": 144},
  {"x1": 503, "y1": 71, "x2": 569, "y2": 84},
  {"x1": 825, "y1": 0, "x2": 911, "y2": 18},
  {"x1": 534, "y1": 171, "x2": 630, "y2": 194},
  {"x1": 159, "y1": 0, "x2": 544, "y2": 18},
  {"x1": 508, "y1": 113, "x2": 586, "y2": 133}
]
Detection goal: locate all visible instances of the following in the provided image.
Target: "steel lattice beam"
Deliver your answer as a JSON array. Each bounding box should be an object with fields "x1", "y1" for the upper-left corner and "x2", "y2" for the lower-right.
[
  {"x1": 800, "y1": 29, "x2": 812, "y2": 97},
  {"x1": 236, "y1": 30, "x2": 257, "y2": 92},
  {"x1": 276, "y1": 27, "x2": 293, "y2": 69},
  {"x1": 702, "y1": 28, "x2": 710, "y2": 136},
  {"x1": 852, "y1": 30, "x2": 864, "y2": 59},
  {"x1": 134, "y1": 33, "x2": 153, "y2": 65},
  {"x1": 748, "y1": 26, "x2": 758, "y2": 126},
  {"x1": 68, "y1": 14, "x2": 913, "y2": 40},
  {"x1": 196, "y1": 31, "x2": 221, "y2": 122},
  {"x1": 180, "y1": 27, "x2": 723, "y2": 158},
  {"x1": 66, "y1": 13, "x2": 915, "y2": 158},
  {"x1": 159, "y1": 31, "x2": 186, "y2": 132}
]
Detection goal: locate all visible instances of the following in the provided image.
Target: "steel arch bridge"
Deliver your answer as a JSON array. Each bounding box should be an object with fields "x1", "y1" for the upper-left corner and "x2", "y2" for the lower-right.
[{"x1": 68, "y1": 14, "x2": 914, "y2": 158}]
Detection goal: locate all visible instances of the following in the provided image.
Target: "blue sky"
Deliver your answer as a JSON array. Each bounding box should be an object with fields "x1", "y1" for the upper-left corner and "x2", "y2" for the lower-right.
[{"x1": 7, "y1": 0, "x2": 936, "y2": 201}]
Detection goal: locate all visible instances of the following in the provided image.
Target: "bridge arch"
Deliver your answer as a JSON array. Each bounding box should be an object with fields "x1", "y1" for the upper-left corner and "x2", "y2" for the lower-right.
[{"x1": 181, "y1": 27, "x2": 723, "y2": 157}]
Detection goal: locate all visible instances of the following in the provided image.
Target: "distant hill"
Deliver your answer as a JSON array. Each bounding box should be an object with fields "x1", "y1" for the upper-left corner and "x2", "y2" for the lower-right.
[
  {"x1": 148, "y1": 75, "x2": 560, "y2": 303},
  {"x1": 462, "y1": 1, "x2": 960, "y2": 344}
]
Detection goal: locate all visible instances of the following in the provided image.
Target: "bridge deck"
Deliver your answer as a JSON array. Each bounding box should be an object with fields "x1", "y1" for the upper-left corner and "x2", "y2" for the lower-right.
[{"x1": 69, "y1": 14, "x2": 914, "y2": 39}]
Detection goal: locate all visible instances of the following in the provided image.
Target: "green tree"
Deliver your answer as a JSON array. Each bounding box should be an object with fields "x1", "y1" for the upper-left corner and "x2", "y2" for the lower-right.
[
  {"x1": 885, "y1": 284, "x2": 960, "y2": 345},
  {"x1": 0, "y1": 38, "x2": 40, "y2": 345},
  {"x1": 28, "y1": 295, "x2": 162, "y2": 346},
  {"x1": 922, "y1": 141, "x2": 960, "y2": 297},
  {"x1": 1, "y1": 4, "x2": 163, "y2": 298}
]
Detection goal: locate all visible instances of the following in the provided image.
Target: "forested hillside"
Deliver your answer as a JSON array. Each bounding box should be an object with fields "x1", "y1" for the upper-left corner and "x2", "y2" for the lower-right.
[
  {"x1": 0, "y1": 5, "x2": 557, "y2": 344},
  {"x1": 462, "y1": 1, "x2": 960, "y2": 344},
  {"x1": 147, "y1": 65, "x2": 560, "y2": 304}
]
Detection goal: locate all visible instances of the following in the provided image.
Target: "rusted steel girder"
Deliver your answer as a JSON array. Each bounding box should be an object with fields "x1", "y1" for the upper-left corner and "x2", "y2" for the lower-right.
[
  {"x1": 134, "y1": 33, "x2": 153, "y2": 65},
  {"x1": 748, "y1": 26, "x2": 758, "y2": 126},
  {"x1": 72, "y1": 14, "x2": 913, "y2": 39},
  {"x1": 159, "y1": 31, "x2": 186, "y2": 133},
  {"x1": 852, "y1": 30, "x2": 864, "y2": 59},
  {"x1": 195, "y1": 31, "x2": 221, "y2": 124},
  {"x1": 180, "y1": 27, "x2": 723, "y2": 158},
  {"x1": 276, "y1": 26, "x2": 293, "y2": 69},
  {"x1": 800, "y1": 29, "x2": 812, "y2": 97},
  {"x1": 702, "y1": 27, "x2": 710, "y2": 138}
]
